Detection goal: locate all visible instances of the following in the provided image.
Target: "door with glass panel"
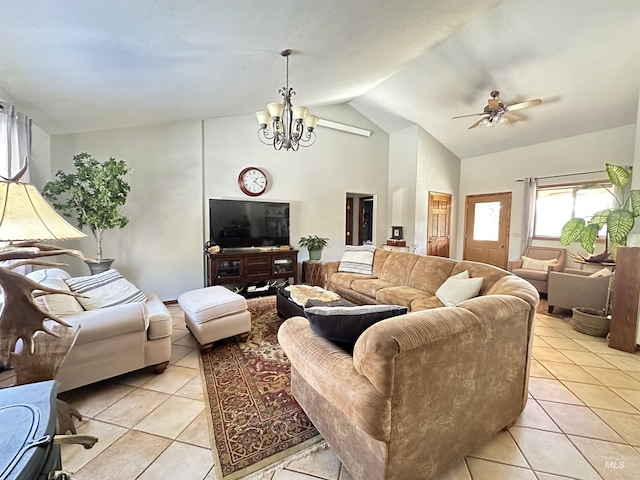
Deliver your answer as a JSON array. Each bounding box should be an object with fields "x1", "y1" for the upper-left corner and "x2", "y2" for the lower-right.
[{"x1": 463, "y1": 192, "x2": 511, "y2": 269}]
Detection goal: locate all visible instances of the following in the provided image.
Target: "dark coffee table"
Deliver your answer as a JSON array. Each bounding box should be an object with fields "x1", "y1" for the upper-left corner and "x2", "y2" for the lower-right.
[{"x1": 276, "y1": 286, "x2": 355, "y2": 318}]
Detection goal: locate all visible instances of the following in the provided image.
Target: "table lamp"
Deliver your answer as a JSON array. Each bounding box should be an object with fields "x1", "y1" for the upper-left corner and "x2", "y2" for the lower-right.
[{"x1": 0, "y1": 178, "x2": 87, "y2": 372}]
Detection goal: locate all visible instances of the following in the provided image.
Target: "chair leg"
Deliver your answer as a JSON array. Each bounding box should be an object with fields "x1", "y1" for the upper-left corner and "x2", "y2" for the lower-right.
[
  {"x1": 151, "y1": 361, "x2": 169, "y2": 374},
  {"x1": 548, "y1": 306, "x2": 554, "y2": 314},
  {"x1": 199, "y1": 343, "x2": 214, "y2": 353}
]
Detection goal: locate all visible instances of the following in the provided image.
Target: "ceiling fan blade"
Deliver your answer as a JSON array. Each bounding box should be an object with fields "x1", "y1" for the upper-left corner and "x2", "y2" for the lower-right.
[
  {"x1": 452, "y1": 112, "x2": 484, "y2": 119},
  {"x1": 502, "y1": 113, "x2": 522, "y2": 122},
  {"x1": 468, "y1": 118, "x2": 485, "y2": 129},
  {"x1": 507, "y1": 99, "x2": 542, "y2": 112}
]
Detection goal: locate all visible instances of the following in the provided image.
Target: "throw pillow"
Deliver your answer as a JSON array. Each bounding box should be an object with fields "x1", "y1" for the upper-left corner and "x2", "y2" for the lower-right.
[
  {"x1": 65, "y1": 269, "x2": 147, "y2": 310},
  {"x1": 338, "y1": 245, "x2": 376, "y2": 275},
  {"x1": 435, "y1": 272, "x2": 483, "y2": 307},
  {"x1": 589, "y1": 267, "x2": 613, "y2": 278},
  {"x1": 522, "y1": 256, "x2": 558, "y2": 271},
  {"x1": 304, "y1": 304, "x2": 408, "y2": 347},
  {"x1": 26, "y1": 269, "x2": 83, "y2": 316}
]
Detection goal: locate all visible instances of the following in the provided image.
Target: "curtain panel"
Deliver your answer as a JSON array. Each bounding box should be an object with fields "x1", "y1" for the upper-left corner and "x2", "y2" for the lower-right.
[{"x1": 0, "y1": 101, "x2": 32, "y2": 181}]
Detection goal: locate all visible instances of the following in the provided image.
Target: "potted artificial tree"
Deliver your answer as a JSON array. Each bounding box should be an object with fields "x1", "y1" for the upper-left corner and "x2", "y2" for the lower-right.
[
  {"x1": 298, "y1": 235, "x2": 329, "y2": 261},
  {"x1": 43, "y1": 152, "x2": 131, "y2": 274}
]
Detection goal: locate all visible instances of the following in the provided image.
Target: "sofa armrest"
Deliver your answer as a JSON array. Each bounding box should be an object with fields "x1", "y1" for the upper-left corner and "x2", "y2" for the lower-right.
[
  {"x1": 145, "y1": 294, "x2": 173, "y2": 340},
  {"x1": 509, "y1": 259, "x2": 523, "y2": 270},
  {"x1": 61, "y1": 302, "x2": 148, "y2": 344},
  {"x1": 278, "y1": 316, "x2": 391, "y2": 441},
  {"x1": 549, "y1": 262, "x2": 563, "y2": 273},
  {"x1": 325, "y1": 261, "x2": 340, "y2": 276}
]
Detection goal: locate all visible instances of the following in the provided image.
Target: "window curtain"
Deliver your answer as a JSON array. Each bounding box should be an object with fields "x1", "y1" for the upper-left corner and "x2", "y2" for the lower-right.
[
  {"x1": 0, "y1": 102, "x2": 32, "y2": 273},
  {"x1": 521, "y1": 177, "x2": 537, "y2": 254},
  {"x1": 0, "y1": 101, "x2": 32, "y2": 181}
]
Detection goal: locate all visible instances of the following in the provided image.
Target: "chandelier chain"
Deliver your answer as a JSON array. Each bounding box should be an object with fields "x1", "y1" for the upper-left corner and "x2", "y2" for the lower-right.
[{"x1": 285, "y1": 55, "x2": 289, "y2": 90}]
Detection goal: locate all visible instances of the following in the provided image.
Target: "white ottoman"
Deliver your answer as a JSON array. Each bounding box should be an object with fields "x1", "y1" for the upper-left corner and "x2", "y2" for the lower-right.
[{"x1": 177, "y1": 286, "x2": 251, "y2": 352}]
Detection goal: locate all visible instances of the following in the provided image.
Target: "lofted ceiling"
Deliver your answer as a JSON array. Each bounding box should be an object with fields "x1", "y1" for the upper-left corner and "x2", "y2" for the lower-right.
[{"x1": 1, "y1": 0, "x2": 638, "y2": 159}]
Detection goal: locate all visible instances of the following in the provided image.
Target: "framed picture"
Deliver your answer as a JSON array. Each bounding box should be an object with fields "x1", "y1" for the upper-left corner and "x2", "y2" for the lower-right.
[{"x1": 391, "y1": 226, "x2": 403, "y2": 240}]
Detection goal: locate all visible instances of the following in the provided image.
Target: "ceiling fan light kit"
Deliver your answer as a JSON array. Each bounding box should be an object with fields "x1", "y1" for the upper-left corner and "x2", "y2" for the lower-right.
[
  {"x1": 255, "y1": 49, "x2": 319, "y2": 151},
  {"x1": 454, "y1": 90, "x2": 542, "y2": 129}
]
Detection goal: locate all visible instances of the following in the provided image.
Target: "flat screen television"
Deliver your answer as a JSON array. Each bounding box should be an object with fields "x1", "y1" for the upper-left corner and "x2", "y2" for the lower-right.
[{"x1": 209, "y1": 199, "x2": 290, "y2": 249}]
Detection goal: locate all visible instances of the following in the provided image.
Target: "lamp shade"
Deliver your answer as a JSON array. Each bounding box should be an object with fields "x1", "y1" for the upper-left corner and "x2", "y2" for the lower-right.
[
  {"x1": 267, "y1": 102, "x2": 285, "y2": 118},
  {"x1": 291, "y1": 105, "x2": 308, "y2": 120},
  {"x1": 0, "y1": 181, "x2": 87, "y2": 241},
  {"x1": 304, "y1": 114, "x2": 319, "y2": 129},
  {"x1": 255, "y1": 111, "x2": 271, "y2": 126}
]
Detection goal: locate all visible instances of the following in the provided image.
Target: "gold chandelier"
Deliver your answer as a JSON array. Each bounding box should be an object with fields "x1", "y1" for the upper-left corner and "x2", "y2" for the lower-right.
[{"x1": 255, "y1": 49, "x2": 319, "y2": 151}]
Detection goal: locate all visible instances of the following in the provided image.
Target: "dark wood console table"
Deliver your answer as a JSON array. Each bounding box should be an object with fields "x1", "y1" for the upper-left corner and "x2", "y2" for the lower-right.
[{"x1": 206, "y1": 249, "x2": 298, "y2": 288}]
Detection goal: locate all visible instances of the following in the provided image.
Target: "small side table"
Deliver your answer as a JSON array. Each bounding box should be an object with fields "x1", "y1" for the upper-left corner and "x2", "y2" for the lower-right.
[{"x1": 302, "y1": 260, "x2": 326, "y2": 288}]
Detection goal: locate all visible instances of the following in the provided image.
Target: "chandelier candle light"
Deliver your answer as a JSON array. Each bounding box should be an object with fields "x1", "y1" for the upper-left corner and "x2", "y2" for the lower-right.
[{"x1": 255, "y1": 49, "x2": 319, "y2": 151}]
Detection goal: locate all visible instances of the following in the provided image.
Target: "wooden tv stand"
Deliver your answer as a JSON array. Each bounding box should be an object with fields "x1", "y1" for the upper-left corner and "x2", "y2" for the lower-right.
[{"x1": 205, "y1": 249, "x2": 298, "y2": 288}]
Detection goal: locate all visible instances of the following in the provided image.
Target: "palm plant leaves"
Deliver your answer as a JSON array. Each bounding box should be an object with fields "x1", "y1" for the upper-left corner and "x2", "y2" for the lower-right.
[
  {"x1": 606, "y1": 163, "x2": 631, "y2": 187},
  {"x1": 630, "y1": 190, "x2": 640, "y2": 217},
  {"x1": 606, "y1": 209, "x2": 635, "y2": 243},
  {"x1": 560, "y1": 218, "x2": 585, "y2": 246},
  {"x1": 579, "y1": 224, "x2": 600, "y2": 254}
]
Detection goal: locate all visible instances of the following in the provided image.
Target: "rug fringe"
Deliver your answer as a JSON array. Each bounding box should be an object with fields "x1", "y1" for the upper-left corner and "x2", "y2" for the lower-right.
[{"x1": 240, "y1": 441, "x2": 328, "y2": 480}]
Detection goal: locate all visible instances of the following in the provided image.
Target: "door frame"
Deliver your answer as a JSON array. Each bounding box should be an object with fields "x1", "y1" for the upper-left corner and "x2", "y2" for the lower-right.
[{"x1": 463, "y1": 192, "x2": 511, "y2": 269}]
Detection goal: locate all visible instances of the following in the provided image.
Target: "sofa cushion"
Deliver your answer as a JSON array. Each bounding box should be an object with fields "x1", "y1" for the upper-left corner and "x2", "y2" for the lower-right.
[
  {"x1": 65, "y1": 269, "x2": 148, "y2": 310},
  {"x1": 379, "y1": 252, "x2": 419, "y2": 285},
  {"x1": 589, "y1": 267, "x2": 613, "y2": 277},
  {"x1": 351, "y1": 278, "x2": 396, "y2": 298},
  {"x1": 329, "y1": 271, "x2": 375, "y2": 291},
  {"x1": 408, "y1": 256, "x2": 457, "y2": 294},
  {"x1": 410, "y1": 295, "x2": 445, "y2": 311},
  {"x1": 305, "y1": 304, "x2": 408, "y2": 347},
  {"x1": 375, "y1": 286, "x2": 431, "y2": 310},
  {"x1": 338, "y1": 245, "x2": 377, "y2": 275},
  {"x1": 435, "y1": 271, "x2": 483, "y2": 307},
  {"x1": 27, "y1": 269, "x2": 84, "y2": 316},
  {"x1": 522, "y1": 256, "x2": 558, "y2": 271}
]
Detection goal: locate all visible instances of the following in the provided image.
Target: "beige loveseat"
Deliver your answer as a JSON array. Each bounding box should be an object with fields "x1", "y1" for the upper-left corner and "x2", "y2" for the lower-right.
[
  {"x1": 27, "y1": 268, "x2": 173, "y2": 392},
  {"x1": 279, "y1": 250, "x2": 539, "y2": 480}
]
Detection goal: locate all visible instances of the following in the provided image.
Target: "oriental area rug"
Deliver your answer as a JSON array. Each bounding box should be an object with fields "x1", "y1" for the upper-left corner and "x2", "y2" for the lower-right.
[{"x1": 200, "y1": 296, "x2": 323, "y2": 480}]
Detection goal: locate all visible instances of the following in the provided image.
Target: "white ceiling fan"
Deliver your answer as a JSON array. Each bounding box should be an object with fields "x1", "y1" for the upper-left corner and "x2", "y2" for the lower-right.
[{"x1": 453, "y1": 91, "x2": 542, "y2": 129}]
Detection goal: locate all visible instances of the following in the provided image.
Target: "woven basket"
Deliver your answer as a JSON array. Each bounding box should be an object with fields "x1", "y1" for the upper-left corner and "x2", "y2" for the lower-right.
[{"x1": 570, "y1": 307, "x2": 610, "y2": 337}]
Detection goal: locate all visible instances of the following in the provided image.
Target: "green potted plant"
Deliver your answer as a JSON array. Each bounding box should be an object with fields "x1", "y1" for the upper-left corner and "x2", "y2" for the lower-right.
[
  {"x1": 43, "y1": 152, "x2": 131, "y2": 274},
  {"x1": 560, "y1": 163, "x2": 640, "y2": 259},
  {"x1": 298, "y1": 235, "x2": 329, "y2": 261}
]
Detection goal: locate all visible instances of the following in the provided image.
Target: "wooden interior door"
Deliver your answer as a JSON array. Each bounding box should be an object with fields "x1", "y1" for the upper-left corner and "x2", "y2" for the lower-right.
[
  {"x1": 463, "y1": 192, "x2": 511, "y2": 269},
  {"x1": 427, "y1": 192, "x2": 451, "y2": 257},
  {"x1": 345, "y1": 197, "x2": 354, "y2": 245}
]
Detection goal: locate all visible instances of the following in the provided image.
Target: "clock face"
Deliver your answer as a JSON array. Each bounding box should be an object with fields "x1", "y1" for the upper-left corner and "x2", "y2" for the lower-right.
[{"x1": 238, "y1": 167, "x2": 268, "y2": 196}]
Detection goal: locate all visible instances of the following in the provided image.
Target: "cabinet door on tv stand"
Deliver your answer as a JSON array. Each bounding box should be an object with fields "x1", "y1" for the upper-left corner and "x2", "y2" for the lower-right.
[
  {"x1": 210, "y1": 256, "x2": 244, "y2": 284},
  {"x1": 245, "y1": 254, "x2": 272, "y2": 281}
]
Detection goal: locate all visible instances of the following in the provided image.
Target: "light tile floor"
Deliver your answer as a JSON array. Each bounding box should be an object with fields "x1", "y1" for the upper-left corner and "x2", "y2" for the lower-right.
[{"x1": 3, "y1": 307, "x2": 640, "y2": 479}]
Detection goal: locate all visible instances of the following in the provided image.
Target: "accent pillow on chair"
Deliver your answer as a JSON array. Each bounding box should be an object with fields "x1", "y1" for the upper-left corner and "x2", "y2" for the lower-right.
[
  {"x1": 521, "y1": 256, "x2": 558, "y2": 271},
  {"x1": 65, "y1": 269, "x2": 147, "y2": 310},
  {"x1": 304, "y1": 304, "x2": 408, "y2": 347},
  {"x1": 338, "y1": 245, "x2": 376, "y2": 275}
]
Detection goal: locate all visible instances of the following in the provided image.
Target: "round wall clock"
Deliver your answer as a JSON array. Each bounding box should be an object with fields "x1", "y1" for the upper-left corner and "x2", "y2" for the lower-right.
[{"x1": 238, "y1": 167, "x2": 268, "y2": 196}]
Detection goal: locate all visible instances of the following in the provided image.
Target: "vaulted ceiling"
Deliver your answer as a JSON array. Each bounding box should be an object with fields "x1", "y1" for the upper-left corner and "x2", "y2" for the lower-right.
[{"x1": 1, "y1": 0, "x2": 638, "y2": 159}]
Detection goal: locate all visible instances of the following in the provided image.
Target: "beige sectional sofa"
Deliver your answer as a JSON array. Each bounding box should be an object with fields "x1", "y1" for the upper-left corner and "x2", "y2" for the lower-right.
[
  {"x1": 279, "y1": 249, "x2": 539, "y2": 480},
  {"x1": 26, "y1": 268, "x2": 173, "y2": 392},
  {"x1": 325, "y1": 248, "x2": 518, "y2": 311}
]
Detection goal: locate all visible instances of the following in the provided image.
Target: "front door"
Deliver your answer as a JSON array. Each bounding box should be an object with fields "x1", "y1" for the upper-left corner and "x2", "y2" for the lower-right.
[
  {"x1": 463, "y1": 192, "x2": 511, "y2": 269},
  {"x1": 427, "y1": 192, "x2": 451, "y2": 257}
]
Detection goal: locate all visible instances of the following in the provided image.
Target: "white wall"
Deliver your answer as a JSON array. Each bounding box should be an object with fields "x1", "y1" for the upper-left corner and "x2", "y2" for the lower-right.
[
  {"x1": 29, "y1": 124, "x2": 50, "y2": 187},
  {"x1": 203, "y1": 104, "x2": 389, "y2": 265},
  {"x1": 388, "y1": 125, "x2": 418, "y2": 244},
  {"x1": 40, "y1": 104, "x2": 389, "y2": 300},
  {"x1": 49, "y1": 121, "x2": 203, "y2": 300},
  {"x1": 415, "y1": 127, "x2": 461, "y2": 256},
  {"x1": 457, "y1": 124, "x2": 637, "y2": 262}
]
